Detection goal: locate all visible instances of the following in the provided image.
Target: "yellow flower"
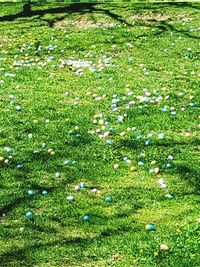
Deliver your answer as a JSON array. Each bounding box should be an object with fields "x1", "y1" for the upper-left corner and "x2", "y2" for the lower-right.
[{"x1": 154, "y1": 251, "x2": 159, "y2": 257}]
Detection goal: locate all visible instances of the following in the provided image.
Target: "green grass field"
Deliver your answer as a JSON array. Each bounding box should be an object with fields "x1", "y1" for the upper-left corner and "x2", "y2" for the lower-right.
[{"x1": 0, "y1": 2, "x2": 199, "y2": 266}]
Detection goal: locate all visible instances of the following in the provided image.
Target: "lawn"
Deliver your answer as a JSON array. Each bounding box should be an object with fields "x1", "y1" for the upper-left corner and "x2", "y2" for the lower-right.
[{"x1": 0, "y1": 2, "x2": 199, "y2": 266}]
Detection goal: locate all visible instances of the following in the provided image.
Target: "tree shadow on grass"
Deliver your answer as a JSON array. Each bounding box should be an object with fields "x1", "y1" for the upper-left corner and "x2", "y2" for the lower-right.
[
  {"x1": 0, "y1": 213, "x2": 140, "y2": 265},
  {"x1": 119, "y1": 137, "x2": 200, "y2": 195},
  {"x1": 155, "y1": 20, "x2": 200, "y2": 40},
  {"x1": 0, "y1": 196, "x2": 27, "y2": 217},
  {"x1": 175, "y1": 164, "x2": 200, "y2": 194},
  {"x1": 0, "y1": 2, "x2": 199, "y2": 41},
  {"x1": 0, "y1": 184, "x2": 55, "y2": 217},
  {"x1": 117, "y1": 138, "x2": 199, "y2": 152},
  {"x1": 0, "y1": 183, "x2": 145, "y2": 264},
  {"x1": 0, "y1": 3, "x2": 133, "y2": 27}
]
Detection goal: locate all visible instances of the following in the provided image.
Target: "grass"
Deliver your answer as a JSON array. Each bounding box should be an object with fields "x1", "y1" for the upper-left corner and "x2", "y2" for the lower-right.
[{"x1": 0, "y1": 2, "x2": 199, "y2": 266}]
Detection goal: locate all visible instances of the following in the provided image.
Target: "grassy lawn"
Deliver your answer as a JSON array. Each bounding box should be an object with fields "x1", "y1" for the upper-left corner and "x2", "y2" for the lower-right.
[{"x1": 0, "y1": 2, "x2": 199, "y2": 266}]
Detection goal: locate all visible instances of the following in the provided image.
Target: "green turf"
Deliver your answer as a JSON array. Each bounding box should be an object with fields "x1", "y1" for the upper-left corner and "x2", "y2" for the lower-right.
[{"x1": 0, "y1": 2, "x2": 199, "y2": 267}]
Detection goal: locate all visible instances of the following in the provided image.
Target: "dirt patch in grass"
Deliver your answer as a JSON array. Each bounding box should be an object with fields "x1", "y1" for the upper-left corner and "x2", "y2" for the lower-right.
[
  {"x1": 130, "y1": 13, "x2": 170, "y2": 22},
  {"x1": 129, "y1": 12, "x2": 191, "y2": 23},
  {"x1": 54, "y1": 11, "x2": 190, "y2": 30},
  {"x1": 54, "y1": 14, "x2": 117, "y2": 30},
  {"x1": 179, "y1": 131, "x2": 199, "y2": 137},
  {"x1": 0, "y1": 35, "x2": 11, "y2": 44}
]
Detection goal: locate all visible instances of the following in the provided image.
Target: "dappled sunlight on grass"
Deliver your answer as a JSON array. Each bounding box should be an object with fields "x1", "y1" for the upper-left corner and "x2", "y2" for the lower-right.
[{"x1": 0, "y1": 2, "x2": 199, "y2": 266}]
